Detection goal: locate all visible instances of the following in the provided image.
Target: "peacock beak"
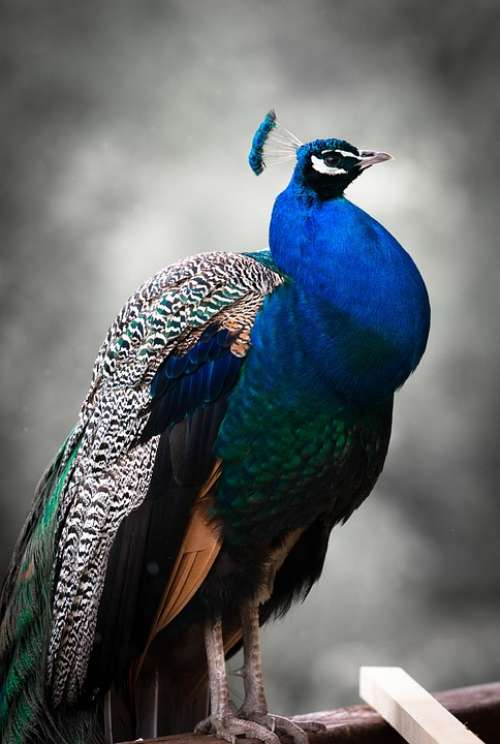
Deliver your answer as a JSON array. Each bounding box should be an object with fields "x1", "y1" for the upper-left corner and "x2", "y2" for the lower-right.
[{"x1": 357, "y1": 150, "x2": 393, "y2": 170}]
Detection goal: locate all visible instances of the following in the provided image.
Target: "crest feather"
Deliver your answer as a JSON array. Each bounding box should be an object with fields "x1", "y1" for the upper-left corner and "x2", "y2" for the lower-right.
[{"x1": 248, "y1": 110, "x2": 301, "y2": 176}]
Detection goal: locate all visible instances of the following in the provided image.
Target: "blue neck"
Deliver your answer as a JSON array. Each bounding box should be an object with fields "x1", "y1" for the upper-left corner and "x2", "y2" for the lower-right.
[{"x1": 269, "y1": 188, "x2": 430, "y2": 404}]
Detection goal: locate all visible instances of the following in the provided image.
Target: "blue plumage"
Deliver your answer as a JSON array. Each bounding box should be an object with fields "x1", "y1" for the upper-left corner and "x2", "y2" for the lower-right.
[
  {"x1": 144, "y1": 326, "x2": 244, "y2": 438},
  {"x1": 268, "y1": 192, "x2": 430, "y2": 401},
  {"x1": 215, "y1": 126, "x2": 429, "y2": 541},
  {"x1": 155, "y1": 326, "x2": 232, "y2": 387},
  {"x1": 253, "y1": 129, "x2": 429, "y2": 402}
]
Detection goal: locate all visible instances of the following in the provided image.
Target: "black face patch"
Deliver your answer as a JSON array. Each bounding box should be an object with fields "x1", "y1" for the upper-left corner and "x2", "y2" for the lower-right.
[{"x1": 304, "y1": 145, "x2": 363, "y2": 199}]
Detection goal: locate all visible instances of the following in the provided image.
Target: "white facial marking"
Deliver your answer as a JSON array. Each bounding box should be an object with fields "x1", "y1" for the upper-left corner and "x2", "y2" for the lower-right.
[
  {"x1": 311, "y1": 154, "x2": 347, "y2": 176},
  {"x1": 321, "y1": 148, "x2": 358, "y2": 159}
]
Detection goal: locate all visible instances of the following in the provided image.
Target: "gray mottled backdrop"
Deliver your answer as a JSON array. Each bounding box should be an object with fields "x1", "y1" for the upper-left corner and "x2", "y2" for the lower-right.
[{"x1": 1, "y1": 0, "x2": 500, "y2": 714}]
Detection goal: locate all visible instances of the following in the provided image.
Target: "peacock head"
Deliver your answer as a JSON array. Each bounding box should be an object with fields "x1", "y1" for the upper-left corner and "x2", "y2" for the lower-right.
[{"x1": 249, "y1": 110, "x2": 392, "y2": 199}]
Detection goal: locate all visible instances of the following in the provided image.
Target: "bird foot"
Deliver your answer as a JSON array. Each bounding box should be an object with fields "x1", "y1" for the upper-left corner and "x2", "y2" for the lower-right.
[
  {"x1": 289, "y1": 719, "x2": 327, "y2": 735},
  {"x1": 195, "y1": 714, "x2": 281, "y2": 744},
  {"x1": 237, "y1": 712, "x2": 325, "y2": 744}
]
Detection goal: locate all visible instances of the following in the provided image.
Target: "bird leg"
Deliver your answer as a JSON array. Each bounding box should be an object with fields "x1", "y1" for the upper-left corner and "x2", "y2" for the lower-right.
[
  {"x1": 238, "y1": 602, "x2": 268, "y2": 718},
  {"x1": 237, "y1": 602, "x2": 325, "y2": 744},
  {"x1": 195, "y1": 618, "x2": 280, "y2": 744}
]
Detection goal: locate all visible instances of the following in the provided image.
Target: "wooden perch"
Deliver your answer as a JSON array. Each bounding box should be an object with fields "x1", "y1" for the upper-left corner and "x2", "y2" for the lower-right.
[{"x1": 118, "y1": 681, "x2": 500, "y2": 744}]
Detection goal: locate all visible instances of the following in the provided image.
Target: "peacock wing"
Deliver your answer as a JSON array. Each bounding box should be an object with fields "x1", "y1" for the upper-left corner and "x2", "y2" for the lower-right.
[{"x1": 45, "y1": 250, "x2": 283, "y2": 706}]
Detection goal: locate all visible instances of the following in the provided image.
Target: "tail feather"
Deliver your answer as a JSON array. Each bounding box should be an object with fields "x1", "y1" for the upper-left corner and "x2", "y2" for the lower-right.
[{"x1": 0, "y1": 437, "x2": 94, "y2": 744}]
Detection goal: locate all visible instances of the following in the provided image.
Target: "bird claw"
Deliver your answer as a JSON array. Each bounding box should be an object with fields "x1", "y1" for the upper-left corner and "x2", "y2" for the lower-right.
[
  {"x1": 290, "y1": 719, "x2": 327, "y2": 734},
  {"x1": 236, "y1": 712, "x2": 319, "y2": 744},
  {"x1": 194, "y1": 714, "x2": 281, "y2": 744}
]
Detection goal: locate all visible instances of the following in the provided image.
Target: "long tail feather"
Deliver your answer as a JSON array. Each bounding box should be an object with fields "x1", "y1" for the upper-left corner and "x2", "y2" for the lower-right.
[{"x1": 0, "y1": 436, "x2": 98, "y2": 744}]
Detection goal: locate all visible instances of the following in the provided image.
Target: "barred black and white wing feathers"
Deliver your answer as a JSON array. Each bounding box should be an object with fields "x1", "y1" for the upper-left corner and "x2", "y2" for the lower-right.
[{"x1": 31, "y1": 251, "x2": 281, "y2": 708}]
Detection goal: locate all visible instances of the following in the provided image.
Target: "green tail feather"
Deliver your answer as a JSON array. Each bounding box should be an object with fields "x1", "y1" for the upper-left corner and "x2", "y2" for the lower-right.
[{"x1": 0, "y1": 436, "x2": 101, "y2": 744}]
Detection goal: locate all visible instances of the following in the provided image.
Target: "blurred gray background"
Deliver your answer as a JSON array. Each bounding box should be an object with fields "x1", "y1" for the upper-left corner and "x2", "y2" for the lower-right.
[{"x1": 1, "y1": 0, "x2": 500, "y2": 715}]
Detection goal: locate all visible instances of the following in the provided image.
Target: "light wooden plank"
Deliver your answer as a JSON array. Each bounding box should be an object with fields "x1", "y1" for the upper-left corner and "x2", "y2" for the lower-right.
[{"x1": 359, "y1": 666, "x2": 485, "y2": 744}]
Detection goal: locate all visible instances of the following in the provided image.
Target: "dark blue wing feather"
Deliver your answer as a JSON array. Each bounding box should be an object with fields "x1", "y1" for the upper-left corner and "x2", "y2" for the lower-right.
[{"x1": 141, "y1": 326, "x2": 245, "y2": 441}]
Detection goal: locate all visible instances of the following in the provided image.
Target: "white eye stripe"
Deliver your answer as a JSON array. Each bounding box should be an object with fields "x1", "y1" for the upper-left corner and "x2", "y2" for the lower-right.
[
  {"x1": 320, "y1": 149, "x2": 359, "y2": 159},
  {"x1": 311, "y1": 154, "x2": 347, "y2": 176}
]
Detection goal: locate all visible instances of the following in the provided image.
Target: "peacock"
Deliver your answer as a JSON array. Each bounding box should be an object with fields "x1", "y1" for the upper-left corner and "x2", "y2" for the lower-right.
[{"x1": 0, "y1": 110, "x2": 430, "y2": 744}]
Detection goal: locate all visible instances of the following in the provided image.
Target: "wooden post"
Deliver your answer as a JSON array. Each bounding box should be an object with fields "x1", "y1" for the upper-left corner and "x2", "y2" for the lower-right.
[{"x1": 359, "y1": 667, "x2": 485, "y2": 744}]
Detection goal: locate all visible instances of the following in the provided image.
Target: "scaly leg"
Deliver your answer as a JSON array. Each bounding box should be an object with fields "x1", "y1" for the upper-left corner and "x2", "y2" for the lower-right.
[
  {"x1": 194, "y1": 618, "x2": 280, "y2": 744},
  {"x1": 237, "y1": 602, "x2": 325, "y2": 744},
  {"x1": 238, "y1": 602, "x2": 268, "y2": 718}
]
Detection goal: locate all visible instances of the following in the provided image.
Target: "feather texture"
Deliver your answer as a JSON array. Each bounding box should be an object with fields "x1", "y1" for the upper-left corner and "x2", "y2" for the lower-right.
[
  {"x1": 44, "y1": 251, "x2": 282, "y2": 706},
  {"x1": 0, "y1": 437, "x2": 81, "y2": 744},
  {"x1": 0, "y1": 250, "x2": 283, "y2": 742},
  {"x1": 248, "y1": 110, "x2": 301, "y2": 175}
]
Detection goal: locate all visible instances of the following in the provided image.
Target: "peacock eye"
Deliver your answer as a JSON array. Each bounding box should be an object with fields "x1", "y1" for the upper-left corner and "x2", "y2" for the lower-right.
[{"x1": 323, "y1": 153, "x2": 341, "y2": 168}]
